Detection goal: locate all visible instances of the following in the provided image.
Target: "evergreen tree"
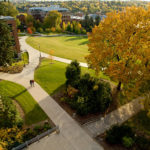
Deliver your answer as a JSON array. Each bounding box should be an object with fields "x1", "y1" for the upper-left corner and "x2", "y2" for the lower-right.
[
  {"x1": 95, "y1": 16, "x2": 101, "y2": 26},
  {"x1": 0, "y1": 21, "x2": 14, "y2": 66}
]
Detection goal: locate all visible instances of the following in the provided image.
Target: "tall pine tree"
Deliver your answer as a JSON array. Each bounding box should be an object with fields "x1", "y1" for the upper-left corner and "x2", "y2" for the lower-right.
[{"x1": 0, "y1": 21, "x2": 14, "y2": 66}]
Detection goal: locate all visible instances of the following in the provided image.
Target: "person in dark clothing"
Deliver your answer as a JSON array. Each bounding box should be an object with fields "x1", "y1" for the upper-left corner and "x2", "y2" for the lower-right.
[{"x1": 30, "y1": 80, "x2": 32, "y2": 87}]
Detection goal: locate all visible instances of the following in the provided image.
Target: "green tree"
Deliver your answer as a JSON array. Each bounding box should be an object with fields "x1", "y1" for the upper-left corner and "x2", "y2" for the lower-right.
[
  {"x1": 0, "y1": 21, "x2": 14, "y2": 66},
  {"x1": 0, "y1": 95, "x2": 22, "y2": 128},
  {"x1": 25, "y1": 14, "x2": 34, "y2": 27},
  {"x1": 62, "y1": 22, "x2": 66, "y2": 31},
  {"x1": 95, "y1": 16, "x2": 101, "y2": 26},
  {"x1": 44, "y1": 11, "x2": 62, "y2": 29},
  {"x1": 0, "y1": 2, "x2": 18, "y2": 17}
]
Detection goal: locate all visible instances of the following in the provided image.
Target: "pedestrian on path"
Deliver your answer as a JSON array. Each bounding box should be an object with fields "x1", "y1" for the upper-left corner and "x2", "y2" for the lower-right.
[
  {"x1": 32, "y1": 80, "x2": 34, "y2": 87},
  {"x1": 30, "y1": 80, "x2": 32, "y2": 87},
  {"x1": 30, "y1": 80, "x2": 35, "y2": 87}
]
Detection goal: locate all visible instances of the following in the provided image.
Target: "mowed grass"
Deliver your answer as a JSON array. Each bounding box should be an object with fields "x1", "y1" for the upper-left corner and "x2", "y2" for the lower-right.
[
  {"x1": 0, "y1": 80, "x2": 48, "y2": 125},
  {"x1": 26, "y1": 36, "x2": 89, "y2": 62},
  {"x1": 35, "y1": 58, "x2": 110, "y2": 95}
]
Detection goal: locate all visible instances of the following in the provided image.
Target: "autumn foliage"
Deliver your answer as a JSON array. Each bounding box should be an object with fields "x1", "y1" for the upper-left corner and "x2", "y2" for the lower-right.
[
  {"x1": 27, "y1": 27, "x2": 32, "y2": 34},
  {"x1": 86, "y1": 6, "x2": 150, "y2": 93}
]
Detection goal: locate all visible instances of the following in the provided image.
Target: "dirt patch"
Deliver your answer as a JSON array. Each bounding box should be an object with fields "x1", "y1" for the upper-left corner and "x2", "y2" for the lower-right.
[{"x1": 13, "y1": 100, "x2": 25, "y2": 120}]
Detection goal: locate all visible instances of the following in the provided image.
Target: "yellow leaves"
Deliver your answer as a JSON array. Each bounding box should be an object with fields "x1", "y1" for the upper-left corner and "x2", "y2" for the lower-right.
[{"x1": 86, "y1": 6, "x2": 150, "y2": 93}]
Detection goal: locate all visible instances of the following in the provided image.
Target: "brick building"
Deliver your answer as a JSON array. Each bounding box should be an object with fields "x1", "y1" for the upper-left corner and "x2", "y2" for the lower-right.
[
  {"x1": 28, "y1": 5, "x2": 70, "y2": 23},
  {"x1": 0, "y1": 16, "x2": 20, "y2": 53}
]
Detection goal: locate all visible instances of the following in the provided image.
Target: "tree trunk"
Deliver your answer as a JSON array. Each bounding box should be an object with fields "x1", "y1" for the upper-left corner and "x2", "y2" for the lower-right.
[{"x1": 117, "y1": 81, "x2": 121, "y2": 91}]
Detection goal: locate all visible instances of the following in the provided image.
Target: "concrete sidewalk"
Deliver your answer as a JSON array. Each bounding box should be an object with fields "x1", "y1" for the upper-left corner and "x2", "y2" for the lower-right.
[
  {"x1": 0, "y1": 36, "x2": 103, "y2": 150},
  {"x1": 83, "y1": 97, "x2": 144, "y2": 137}
]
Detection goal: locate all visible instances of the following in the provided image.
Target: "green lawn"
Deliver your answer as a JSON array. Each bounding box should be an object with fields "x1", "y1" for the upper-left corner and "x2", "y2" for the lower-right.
[
  {"x1": 125, "y1": 110, "x2": 150, "y2": 136},
  {"x1": 26, "y1": 36, "x2": 88, "y2": 62},
  {"x1": 35, "y1": 58, "x2": 110, "y2": 95},
  {"x1": 0, "y1": 80, "x2": 48, "y2": 125}
]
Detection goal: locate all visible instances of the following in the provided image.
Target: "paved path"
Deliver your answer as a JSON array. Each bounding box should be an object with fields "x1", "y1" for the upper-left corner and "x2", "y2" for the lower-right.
[
  {"x1": 0, "y1": 36, "x2": 103, "y2": 150},
  {"x1": 83, "y1": 97, "x2": 144, "y2": 138}
]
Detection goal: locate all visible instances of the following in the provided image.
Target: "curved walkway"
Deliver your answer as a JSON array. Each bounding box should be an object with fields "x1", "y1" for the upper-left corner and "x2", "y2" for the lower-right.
[{"x1": 0, "y1": 36, "x2": 103, "y2": 150}]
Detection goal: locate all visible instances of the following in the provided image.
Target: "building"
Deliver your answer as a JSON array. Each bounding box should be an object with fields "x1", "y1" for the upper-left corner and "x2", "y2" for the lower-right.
[
  {"x1": 70, "y1": 15, "x2": 84, "y2": 22},
  {"x1": 28, "y1": 5, "x2": 70, "y2": 23},
  {"x1": 0, "y1": 16, "x2": 20, "y2": 53}
]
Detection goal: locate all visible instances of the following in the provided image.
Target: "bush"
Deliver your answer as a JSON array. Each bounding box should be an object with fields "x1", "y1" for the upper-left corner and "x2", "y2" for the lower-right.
[
  {"x1": 0, "y1": 65, "x2": 23, "y2": 74},
  {"x1": 65, "y1": 60, "x2": 112, "y2": 115},
  {"x1": 67, "y1": 85, "x2": 78, "y2": 98},
  {"x1": 76, "y1": 96, "x2": 90, "y2": 115},
  {"x1": 77, "y1": 74, "x2": 112, "y2": 114},
  {"x1": 122, "y1": 136, "x2": 134, "y2": 148},
  {"x1": 0, "y1": 96, "x2": 23, "y2": 128},
  {"x1": 50, "y1": 27, "x2": 56, "y2": 32},
  {"x1": 37, "y1": 27, "x2": 43, "y2": 33},
  {"x1": 106, "y1": 124, "x2": 134, "y2": 145},
  {"x1": 65, "y1": 60, "x2": 81, "y2": 87},
  {"x1": 56, "y1": 25, "x2": 62, "y2": 33},
  {"x1": 81, "y1": 28, "x2": 87, "y2": 34},
  {"x1": 45, "y1": 28, "x2": 51, "y2": 33},
  {"x1": 135, "y1": 136, "x2": 150, "y2": 150},
  {"x1": 31, "y1": 27, "x2": 36, "y2": 33}
]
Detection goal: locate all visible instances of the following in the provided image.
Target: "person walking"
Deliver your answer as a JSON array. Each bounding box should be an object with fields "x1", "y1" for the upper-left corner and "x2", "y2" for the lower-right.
[
  {"x1": 30, "y1": 80, "x2": 32, "y2": 87},
  {"x1": 32, "y1": 80, "x2": 35, "y2": 87}
]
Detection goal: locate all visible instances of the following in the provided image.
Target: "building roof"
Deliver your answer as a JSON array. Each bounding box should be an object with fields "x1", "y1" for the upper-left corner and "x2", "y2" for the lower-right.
[
  {"x1": 0, "y1": 16, "x2": 14, "y2": 20},
  {"x1": 70, "y1": 15, "x2": 84, "y2": 20},
  {"x1": 29, "y1": 5, "x2": 69, "y2": 12}
]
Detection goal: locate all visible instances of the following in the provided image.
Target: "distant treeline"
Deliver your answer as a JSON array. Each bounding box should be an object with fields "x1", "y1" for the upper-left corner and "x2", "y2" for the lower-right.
[{"x1": 16, "y1": 1, "x2": 149, "y2": 14}]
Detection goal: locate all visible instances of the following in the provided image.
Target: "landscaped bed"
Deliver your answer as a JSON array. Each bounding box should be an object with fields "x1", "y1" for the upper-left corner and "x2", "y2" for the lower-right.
[
  {"x1": 26, "y1": 35, "x2": 88, "y2": 62},
  {"x1": 0, "y1": 51, "x2": 29, "y2": 74},
  {"x1": 0, "y1": 80, "x2": 52, "y2": 149},
  {"x1": 35, "y1": 58, "x2": 114, "y2": 124},
  {"x1": 0, "y1": 80, "x2": 48, "y2": 125},
  {"x1": 96, "y1": 110, "x2": 150, "y2": 150}
]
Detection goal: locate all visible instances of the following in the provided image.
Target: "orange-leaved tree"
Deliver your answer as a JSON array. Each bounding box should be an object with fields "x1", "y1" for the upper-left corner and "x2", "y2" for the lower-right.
[{"x1": 86, "y1": 6, "x2": 150, "y2": 93}]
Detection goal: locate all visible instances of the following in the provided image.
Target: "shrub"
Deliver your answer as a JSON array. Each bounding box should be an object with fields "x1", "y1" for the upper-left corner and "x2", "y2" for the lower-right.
[
  {"x1": 50, "y1": 27, "x2": 56, "y2": 32},
  {"x1": 106, "y1": 124, "x2": 134, "y2": 144},
  {"x1": 122, "y1": 136, "x2": 134, "y2": 148},
  {"x1": 77, "y1": 75, "x2": 112, "y2": 114},
  {"x1": 81, "y1": 28, "x2": 86, "y2": 34},
  {"x1": 135, "y1": 136, "x2": 150, "y2": 150},
  {"x1": 67, "y1": 85, "x2": 78, "y2": 98},
  {"x1": 0, "y1": 127, "x2": 25, "y2": 150},
  {"x1": 0, "y1": 65, "x2": 23, "y2": 74},
  {"x1": 56, "y1": 25, "x2": 62, "y2": 33},
  {"x1": 0, "y1": 96, "x2": 23, "y2": 128},
  {"x1": 45, "y1": 28, "x2": 51, "y2": 33},
  {"x1": 76, "y1": 96, "x2": 90, "y2": 115},
  {"x1": 31, "y1": 27, "x2": 36, "y2": 33},
  {"x1": 37, "y1": 27, "x2": 43, "y2": 33},
  {"x1": 27, "y1": 27, "x2": 32, "y2": 34},
  {"x1": 65, "y1": 60, "x2": 81, "y2": 87}
]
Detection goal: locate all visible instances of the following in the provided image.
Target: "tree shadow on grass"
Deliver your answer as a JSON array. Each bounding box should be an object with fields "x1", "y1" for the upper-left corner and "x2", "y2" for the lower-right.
[
  {"x1": 11, "y1": 87, "x2": 32, "y2": 99},
  {"x1": 51, "y1": 84, "x2": 66, "y2": 96},
  {"x1": 79, "y1": 40, "x2": 89, "y2": 45},
  {"x1": 25, "y1": 103, "x2": 48, "y2": 125},
  {"x1": 65, "y1": 36, "x2": 87, "y2": 42}
]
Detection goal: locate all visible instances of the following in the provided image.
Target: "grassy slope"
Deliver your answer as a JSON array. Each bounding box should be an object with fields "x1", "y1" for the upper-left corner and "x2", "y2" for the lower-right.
[
  {"x1": 26, "y1": 36, "x2": 88, "y2": 62},
  {"x1": 35, "y1": 58, "x2": 110, "y2": 95},
  {"x1": 0, "y1": 80, "x2": 48, "y2": 125}
]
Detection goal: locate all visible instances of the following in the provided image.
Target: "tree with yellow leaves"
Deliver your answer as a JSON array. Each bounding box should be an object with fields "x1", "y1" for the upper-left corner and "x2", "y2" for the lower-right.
[{"x1": 86, "y1": 6, "x2": 150, "y2": 93}]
